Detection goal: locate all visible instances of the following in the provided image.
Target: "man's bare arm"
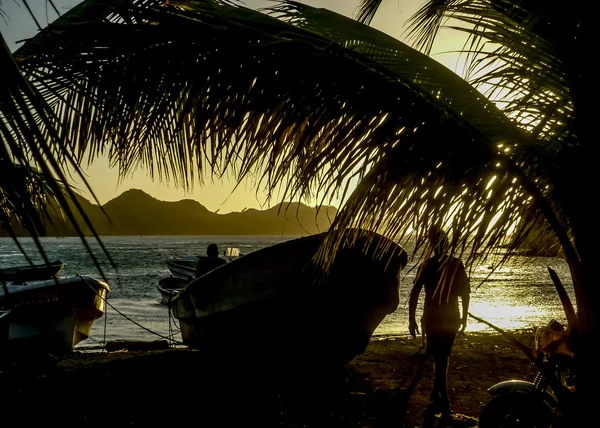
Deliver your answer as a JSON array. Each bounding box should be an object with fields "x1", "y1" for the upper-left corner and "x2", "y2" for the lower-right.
[
  {"x1": 459, "y1": 292, "x2": 470, "y2": 333},
  {"x1": 409, "y1": 282, "x2": 423, "y2": 338}
]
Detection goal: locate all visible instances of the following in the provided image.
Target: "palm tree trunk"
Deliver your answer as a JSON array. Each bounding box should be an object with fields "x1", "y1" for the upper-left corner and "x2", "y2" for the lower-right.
[
  {"x1": 566, "y1": 92, "x2": 598, "y2": 424},
  {"x1": 569, "y1": 262, "x2": 599, "y2": 426},
  {"x1": 561, "y1": 11, "x2": 596, "y2": 419}
]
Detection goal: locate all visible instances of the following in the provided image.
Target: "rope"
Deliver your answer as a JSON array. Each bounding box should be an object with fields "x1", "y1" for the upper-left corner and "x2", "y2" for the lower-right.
[
  {"x1": 102, "y1": 289, "x2": 108, "y2": 352},
  {"x1": 167, "y1": 302, "x2": 181, "y2": 348}
]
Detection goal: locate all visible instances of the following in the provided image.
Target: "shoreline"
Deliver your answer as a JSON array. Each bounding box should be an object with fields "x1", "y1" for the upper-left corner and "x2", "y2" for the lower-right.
[{"x1": 1, "y1": 330, "x2": 537, "y2": 427}]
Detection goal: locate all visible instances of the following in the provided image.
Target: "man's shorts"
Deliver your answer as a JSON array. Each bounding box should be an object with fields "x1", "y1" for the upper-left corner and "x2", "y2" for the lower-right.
[{"x1": 424, "y1": 325, "x2": 457, "y2": 358}]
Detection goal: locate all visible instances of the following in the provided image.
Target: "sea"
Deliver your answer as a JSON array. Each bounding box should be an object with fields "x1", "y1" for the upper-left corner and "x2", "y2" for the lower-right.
[{"x1": 0, "y1": 235, "x2": 575, "y2": 350}]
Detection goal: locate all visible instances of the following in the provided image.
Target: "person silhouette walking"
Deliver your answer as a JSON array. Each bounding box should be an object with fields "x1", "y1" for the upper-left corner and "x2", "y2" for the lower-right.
[{"x1": 409, "y1": 227, "x2": 470, "y2": 417}]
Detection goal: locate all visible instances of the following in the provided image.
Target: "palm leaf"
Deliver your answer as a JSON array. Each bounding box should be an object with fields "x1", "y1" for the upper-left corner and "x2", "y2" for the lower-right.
[
  {"x1": 1, "y1": 27, "x2": 114, "y2": 278},
  {"x1": 11, "y1": 0, "x2": 572, "y2": 272},
  {"x1": 379, "y1": 0, "x2": 573, "y2": 148}
]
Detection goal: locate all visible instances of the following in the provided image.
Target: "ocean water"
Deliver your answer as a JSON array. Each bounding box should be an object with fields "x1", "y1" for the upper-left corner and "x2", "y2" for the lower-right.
[{"x1": 0, "y1": 235, "x2": 575, "y2": 349}]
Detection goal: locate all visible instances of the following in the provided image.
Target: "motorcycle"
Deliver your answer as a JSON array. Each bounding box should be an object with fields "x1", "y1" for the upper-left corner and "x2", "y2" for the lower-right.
[
  {"x1": 475, "y1": 266, "x2": 578, "y2": 428},
  {"x1": 478, "y1": 318, "x2": 575, "y2": 427}
]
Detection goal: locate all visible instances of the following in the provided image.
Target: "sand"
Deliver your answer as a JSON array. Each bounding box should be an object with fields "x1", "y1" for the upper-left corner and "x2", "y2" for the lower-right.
[{"x1": 0, "y1": 330, "x2": 537, "y2": 427}]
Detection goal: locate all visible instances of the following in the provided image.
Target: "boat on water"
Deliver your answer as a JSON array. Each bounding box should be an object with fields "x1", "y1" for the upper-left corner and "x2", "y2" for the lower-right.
[
  {"x1": 0, "y1": 260, "x2": 65, "y2": 283},
  {"x1": 166, "y1": 248, "x2": 241, "y2": 280},
  {"x1": 159, "y1": 251, "x2": 231, "y2": 304},
  {"x1": 0, "y1": 275, "x2": 110, "y2": 354},
  {"x1": 157, "y1": 276, "x2": 189, "y2": 305},
  {"x1": 166, "y1": 256, "x2": 199, "y2": 280},
  {"x1": 169, "y1": 229, "x2": 408, "y2": 370}
]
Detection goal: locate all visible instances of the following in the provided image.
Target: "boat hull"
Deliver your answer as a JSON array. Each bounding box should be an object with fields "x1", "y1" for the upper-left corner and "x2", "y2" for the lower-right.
[
  {"x1": 0, "y1": 276, "x2": 109, "y2": 354},
  {"x1": 171, "y1": 230, "x2": 407, "y2": 369}
]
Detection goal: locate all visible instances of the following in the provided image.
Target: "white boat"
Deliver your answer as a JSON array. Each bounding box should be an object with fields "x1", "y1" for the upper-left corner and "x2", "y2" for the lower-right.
[{"x1": 0, "y1": 275, "x2": 110, "y2": 354}]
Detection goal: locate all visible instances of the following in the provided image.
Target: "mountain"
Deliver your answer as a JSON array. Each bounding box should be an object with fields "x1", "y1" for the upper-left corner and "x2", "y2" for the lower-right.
[{"x1": 1, "y1": 189, "x2": 337, "y2": 236}]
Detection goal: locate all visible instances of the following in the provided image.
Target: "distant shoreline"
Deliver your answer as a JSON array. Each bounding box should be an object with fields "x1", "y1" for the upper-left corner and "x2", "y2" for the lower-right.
[{"x1": 1, "y1": 189, "x2": 337, "y2": 238}]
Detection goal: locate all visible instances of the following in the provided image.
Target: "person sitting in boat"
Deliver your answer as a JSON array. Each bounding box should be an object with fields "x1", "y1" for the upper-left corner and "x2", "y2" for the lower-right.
[{"x1": 195, "y1": 243, "x2": 227, "y2": 278}]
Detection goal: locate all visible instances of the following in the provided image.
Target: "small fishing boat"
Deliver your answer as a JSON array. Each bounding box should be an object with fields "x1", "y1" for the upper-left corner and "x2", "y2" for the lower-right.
[
  {"x1": 170, "y1": 229, "x2": 407, "y2": 370},
  {"x1": 0, "y1": 275, "x2": 110, "y2": 354},
  {"x1": 0, "y1": 260, "x2": 65, "y2": 283},
  {"x1": 166, "y1": 248, "x2": 241, "y2": 280},
  {"x1": 157, "y1": 276, "x2": 189, "y2": 305},
  {"x1": 166, "y1": 256, "x2": 199, "y2": 280}
]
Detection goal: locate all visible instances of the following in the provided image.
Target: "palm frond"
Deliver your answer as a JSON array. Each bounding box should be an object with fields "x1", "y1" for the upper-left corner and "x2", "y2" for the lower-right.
[
  {"x1": 1, "y1": 30, "x2": 114, "y2": 277},
  {"x1": 347, "y1": 0, "x2": 578, "y2": 266},
  {"x1": 247, "y1": 1, "x2": 574, "y2": 268},
  {"x1": 267, "y1": 1, "x2": 522, "y2": 148},
  {"x1": 11, "y1": 0, "x2": 574, "y2": 273},
  {"x1": 353, "y1": 0, "x2": 385, "y2": 25},
  {"x1": 15, "y1": 1, "x2": 494, "y2": 184},
  {"x1": 403, "y1": 1, "x2": 573, "y2": 144}
]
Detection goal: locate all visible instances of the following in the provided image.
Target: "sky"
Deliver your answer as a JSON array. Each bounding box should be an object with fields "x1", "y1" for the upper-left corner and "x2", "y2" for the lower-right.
[{"x1": 1, "y1": 0, "x2": 467, "y2": 213}]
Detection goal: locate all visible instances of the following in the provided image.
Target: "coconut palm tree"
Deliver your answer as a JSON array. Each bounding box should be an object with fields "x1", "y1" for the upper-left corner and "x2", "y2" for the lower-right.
[
  {"x1": 354, "y1": 0, "x2": 593, "y2": 422},
  {"x1": 1, "y1": 0, "x2": 594, "y2": 424}
]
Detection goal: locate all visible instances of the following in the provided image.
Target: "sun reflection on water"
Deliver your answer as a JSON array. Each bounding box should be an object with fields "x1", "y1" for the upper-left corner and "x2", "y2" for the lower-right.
[{"x1": 376, "y1": 252, "x2": 574, "y2": 337}]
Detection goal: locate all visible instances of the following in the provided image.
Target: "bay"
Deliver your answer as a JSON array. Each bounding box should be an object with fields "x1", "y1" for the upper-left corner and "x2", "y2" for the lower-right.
[{"x1": 0, "y1": 235, "x2": 575, "y2": 350}]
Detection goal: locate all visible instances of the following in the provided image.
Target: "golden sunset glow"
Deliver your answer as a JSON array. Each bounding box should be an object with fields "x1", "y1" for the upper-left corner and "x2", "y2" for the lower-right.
[{"x1": 0, "y1": 0, "x2": 468, "y2": 213}]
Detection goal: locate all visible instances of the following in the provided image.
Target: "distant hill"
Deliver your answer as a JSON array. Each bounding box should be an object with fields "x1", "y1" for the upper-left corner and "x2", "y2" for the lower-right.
[{"x1": 1, "y1": 189, "x2": 337, "y2": 237}]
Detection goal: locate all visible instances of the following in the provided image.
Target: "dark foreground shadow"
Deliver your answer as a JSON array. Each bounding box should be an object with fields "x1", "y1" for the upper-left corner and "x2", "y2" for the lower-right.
[
  {"x1": 370, "y1": 350, "x2": 428, "y2": 428},
  {"x1": 0, "y1": 349, "x2": 369, "y2": 427},
  {"x1": 1, "y1": 346, "x2": 479, "y2": 428},
  {"x1": 423, "y1": 408, "x2": 479, "y2": 428},
  {"x1": 361, "y1": 347, "x2": 477, "y2": 428}
]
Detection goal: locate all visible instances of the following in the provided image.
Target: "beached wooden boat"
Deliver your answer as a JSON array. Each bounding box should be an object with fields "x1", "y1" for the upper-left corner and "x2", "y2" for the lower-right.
[
  {"x1": 0, "y1": 260, "x2": 65, "y2": 283},
  {"x1": 170, "y1": 229, "x2": 407, "y2": 369},
  {"x1": 0, "y1": 275, "x2": 109, "y2": 354}
]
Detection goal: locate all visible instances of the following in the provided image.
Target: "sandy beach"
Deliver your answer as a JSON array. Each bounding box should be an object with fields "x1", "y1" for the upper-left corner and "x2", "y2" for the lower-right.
[{"x1": 0, "y1": 330, "x2": 537, "y2": 427}]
